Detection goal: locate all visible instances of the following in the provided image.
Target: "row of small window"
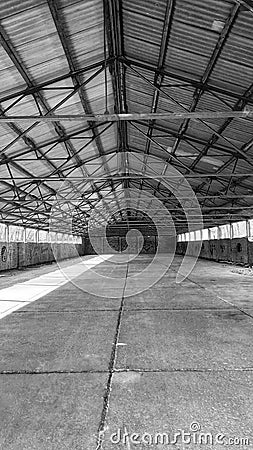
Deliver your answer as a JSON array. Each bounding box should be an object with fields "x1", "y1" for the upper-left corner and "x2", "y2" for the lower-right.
[
  {"x1": 0, "y1": 224, "x2": 82, "y2": 244},
  {"x1": 177, "y1": 220, "x2": 253, "y2": 242}
]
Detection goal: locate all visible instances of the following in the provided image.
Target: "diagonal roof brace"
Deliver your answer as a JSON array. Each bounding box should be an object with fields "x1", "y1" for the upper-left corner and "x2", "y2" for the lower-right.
[{"x1": 235, "y1": 0, "x2": 253, "y2": 13}]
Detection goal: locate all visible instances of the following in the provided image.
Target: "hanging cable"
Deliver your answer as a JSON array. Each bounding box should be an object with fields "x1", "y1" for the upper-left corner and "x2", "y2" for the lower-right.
[{"x1": 103, "y1": 0, "x2": 109, "y2": 114}]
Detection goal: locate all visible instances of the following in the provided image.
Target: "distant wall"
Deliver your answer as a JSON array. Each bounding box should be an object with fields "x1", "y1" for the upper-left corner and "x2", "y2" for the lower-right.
[
  {"x1": 83, "y1": 235, "x2": 175, "y2": 254},
  {"x1": 83, "y1": 235, "x2": 175, "y2": 255},
  {"x1": 83, "y1": 236, "x2": 157, "y2": 254},
  {"x1": 0, "y1": 241, "x2": 85, "y2": 272},
  {"x1": 176, "y1": 237, "x2": 252, "y2": 265}
]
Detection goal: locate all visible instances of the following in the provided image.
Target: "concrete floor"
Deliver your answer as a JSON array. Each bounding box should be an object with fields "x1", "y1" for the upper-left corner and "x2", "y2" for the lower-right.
[{"x1": 0, "y1": 254, "x2": 252, "y2": 449}]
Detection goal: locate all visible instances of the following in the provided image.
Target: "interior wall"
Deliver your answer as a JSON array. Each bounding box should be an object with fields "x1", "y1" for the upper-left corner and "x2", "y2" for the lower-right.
[
  {"x1": 83, "y1": 236, "x2": 157, "y2": 254},
  {"x1": 0, "y1": 242, "x2": 85, "y2": 272},
  {"x1": 83, "y1": 235, "x2": 176, "y2": 255},
  {"x1": 176, "y1": 238, "x2": 252, "y2": 265}
]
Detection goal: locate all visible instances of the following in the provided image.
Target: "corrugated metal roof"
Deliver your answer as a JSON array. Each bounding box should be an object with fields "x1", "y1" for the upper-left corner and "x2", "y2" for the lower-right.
[{"x1": 0, "y1": 0, "x2": 253, "y2": 233}]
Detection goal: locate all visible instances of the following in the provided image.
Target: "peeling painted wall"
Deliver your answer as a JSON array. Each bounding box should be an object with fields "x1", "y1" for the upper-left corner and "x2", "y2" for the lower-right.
[
  {"x1": 83, "y1": 235, "x2": 177, "y2": 255},
  {"x1": 83, "y1": 236, "x2": 159, "y2": 254},
  {"x1": 176, "y1": 238, "x2": 252, "y2": 265},
  {"x1": 0, "y1": 242, "x2": 85, "y2": 272}
]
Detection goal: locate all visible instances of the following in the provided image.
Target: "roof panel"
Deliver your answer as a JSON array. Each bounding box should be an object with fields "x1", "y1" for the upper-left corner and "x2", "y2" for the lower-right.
[
  {"x1": 124, "y1": 36, "x2": 161, "y2": 65},
  {"x1": 122, "y1": 0, "x2": 167, "y2": 21},
  {"x1": 1, "y1": 4, "x2": 56, "y2": 45},
  {"x1": 174, "y1": 0, "x2": 234, "y2": 28},
  {"x1": 0, "y1": 0, "x2": 45, "y2": 20},
  {"x1": 165, "y1": 47, "x2": 213, "y2": 79},
  {"x1": 0, "y1": 0, "x2": 252, "y2": 232}
]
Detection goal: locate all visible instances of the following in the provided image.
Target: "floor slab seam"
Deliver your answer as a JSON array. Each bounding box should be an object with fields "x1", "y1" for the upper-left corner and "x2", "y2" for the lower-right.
[
  {"x1": 188, "y1": 277, "x2": 253, "y2": 321},
  {"x1": 0, "y1": 370, "x2": 110, "y2": 375},
  {"x1": 0, "y1": 255, "x2": 114, "y2": 320},
  {"x1": 13, "y1": 309, "x2": 121, "y2": 314},
  {"x1": 113, "y1": 367, "x2": 253, "y2": 373},
  {"x1": 170, "y1": 265, "x2": 253, "y2": 321},
  {"x1": 95, "y1": 262, "x2": 129, "y2": 450},
  {"x1": 123, "y1": 307, "x2": 239, "y2": 312}
]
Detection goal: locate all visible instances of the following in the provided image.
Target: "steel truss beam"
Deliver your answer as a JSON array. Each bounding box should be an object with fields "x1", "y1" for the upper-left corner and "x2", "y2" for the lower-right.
[
  {"x1": 48, "y1": 0, "x2": 111, "y2": 169},
  {"x1": 0, "y1": 23, "x2": 90, "y2": 175},
  {"x1": 48, "y1": 0, "x2": 124, "y2": 223},
  {"x1": 133, "y1": 121, "x2": 253, "y2": 160},
  {"x1": 169, "y1": 2, "x2": 240, "y2": 161},
  {"x1": 0, "y1": 59, "x2": 115, "y2": 105},
  {"x1": 104, "y1": 0, "x2": 128, "y2": 148},
  {"x1": 139, "y1": 0, "x2": 175, "y2": 206},
  {"x1": 121, "y1": 57, "x2": 253, "y2": 105},
  {"x1": 143, "y1": 0, "x2": 175, "y2": 159},
  {"x1": 0, "y1": 18, "x2": 119, "y2": 231},
  {"x1": 126, "y1": 63, "x2": 253, "y2": 167},
  {"x1": 103, "y1": 0, "x2": 129, "y2": 219},
  {"x1": 0, "y1": 1, "x2": 252, "y2": 232},
  {"x1": 1, "y1": 173, "x2": 253, "y2": 180},
  {"x1": 236, "y1": 0, "x2": 253, "y2": 13},
  {"x1": 195, "y1": 98, "x2": 253, "y2": 196},
  {"x1": 1, "y1": 110, "x2": 253, "y2": 122},
  {"x1": 191, "y1": 93, "x2": 253, "y2": 171}
]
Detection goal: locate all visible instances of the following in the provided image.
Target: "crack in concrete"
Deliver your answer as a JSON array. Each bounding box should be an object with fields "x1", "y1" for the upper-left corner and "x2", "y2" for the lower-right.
[
  {"x1": 14, "y1": 307, "x2": 241, "y2": 314},
  {"x1": 14, "y1": 309, "x2": 121, "y2": 313},
  {"x1": 124, "y1": 307, "x2": 239, "y2": 312},
  {"x1": 0, "y1": 369, "x2": 109, "y2": 375},
  {"x1": 185, "y1": 274, "x2": 253, "y2": 321},
  {"x1": 1, "y1": 366, "x2": 253, "y2": 376},
  {"x1": 170, "y1": 264, "x2": 253, "y2": 321},
  {"x1": 95, "y1": 262, "x2": 129, "y2": 450},
  {"x1": 114, "y1": 367, "x2": 253, "y2": 373}
]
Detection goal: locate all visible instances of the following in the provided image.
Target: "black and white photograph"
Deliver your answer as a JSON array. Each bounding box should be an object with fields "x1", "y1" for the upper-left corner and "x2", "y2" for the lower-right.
[{"x1": 0, "y1": 0, "x2": 252, "y2": 448}]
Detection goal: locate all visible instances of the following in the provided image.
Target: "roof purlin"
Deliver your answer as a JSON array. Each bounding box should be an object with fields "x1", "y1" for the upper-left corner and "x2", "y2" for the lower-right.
[
  {"x1": 143, "y1": 0, "x2": 175, "y2": 170},
  {"x1": 104, "y1": 0, "x2": 130, "y2": 222},
  {"x1": 0, "y1": 19, "x2": 110, "y2": 225},
  {"x1": 47, "y1": 0, "x2": 121, "y2": 225},
  {"x1": 121, "y1": 57, "x2": 253, "y2": 105},
  {"x1": 168, "y1": 2, "x2": 240, "y2": 160}
]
